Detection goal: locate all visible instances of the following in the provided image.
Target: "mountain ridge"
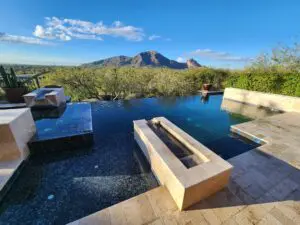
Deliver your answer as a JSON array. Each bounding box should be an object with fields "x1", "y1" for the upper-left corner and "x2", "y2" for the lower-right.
[{"x1": 82, "y1": 51, "x2": 201, "y2": 69}]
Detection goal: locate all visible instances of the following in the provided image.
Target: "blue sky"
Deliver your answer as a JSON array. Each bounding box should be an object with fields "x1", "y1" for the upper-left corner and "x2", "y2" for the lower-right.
[{"x1": 0, "y1": 0, "x2": 300, "y2": 68}]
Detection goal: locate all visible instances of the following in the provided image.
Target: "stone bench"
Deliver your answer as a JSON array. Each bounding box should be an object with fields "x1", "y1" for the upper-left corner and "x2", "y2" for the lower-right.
[{"x1": 0, "y1": 108, "x2": 36, "y2": 161}]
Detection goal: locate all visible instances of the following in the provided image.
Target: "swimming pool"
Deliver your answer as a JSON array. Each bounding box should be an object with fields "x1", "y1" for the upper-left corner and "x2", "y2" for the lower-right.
[{"x1": 0, "y1": 95, "x2": 259, "y2": 224}]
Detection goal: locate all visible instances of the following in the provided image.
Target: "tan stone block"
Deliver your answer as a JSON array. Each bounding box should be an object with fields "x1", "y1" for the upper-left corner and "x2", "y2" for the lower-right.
[
  {"x1": 234, "y1": 205, "x2": 267, "y2": 225},
  {"x1": 182, "y1": 169, "x2": 231, "y2": 210},
  {"x1": 180, "y1": 209, "x2": 206, "y2": 225},
  {"x1": 223, "y1": 88, "x2": 300, "y2": 113},
  {"x1": 122, "y1": 194, "x2": 157, "y2": 225},
  {"x1": 78, "y1": 209, "x2": 111, "y2": 225},
  {"x1": 222, "y1": 218, "x2": 239, "y2": 225},
  {"x1": 205, "y1": 188, "x2": 244, "y2": 223},
  {"x1": 148, "y1": 219, "x2": 164, "y2": 225},
  {"x1": 275, "y1": 203, "x2": 300, "y2": 224},
  {"x1": 146, "y1": 186, "x2": 178, "y2": 217},
  {"x1": 0, "y1": 159, "x2": 23, "y2": 191},
  {"x1": 187, "y1": 201, "x2": 222, "y2": 225},
  {"x1": 161, "y1": 212, "x2": 187, "y2": 225},
  {"x1": 255, "y1": 192, "x2": 279, "y2": 212},
  {"x1": 109, "y1": 203, "x2": 126, "y2": 225},
  {"x1": 269, "y1": 207, "x2": 296, "y2": 225},
  {"x1": 0, "y1": 108, "x2": 36, "y2": 161},
  {"x1": 257, "y1": 213, "x2": 282, "y2": 225},
  {"x1": 134, "y1": 118, "x2": 232, "y2": 211}
]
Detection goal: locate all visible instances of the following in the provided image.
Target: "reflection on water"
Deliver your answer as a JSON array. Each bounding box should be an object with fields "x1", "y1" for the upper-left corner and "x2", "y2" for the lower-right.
[
  {"x1": 31, "y1": 104, "x2": 67, "y2": 120},
  {"x1": 156, "y1": 96, "x2": 183, "y2": 108},
  {"x1": 201, "y1": 93, "x2": 209, "y2": 103},
  {"x1": 221, "y1": 99, "x2": 282, "y2": 119}
]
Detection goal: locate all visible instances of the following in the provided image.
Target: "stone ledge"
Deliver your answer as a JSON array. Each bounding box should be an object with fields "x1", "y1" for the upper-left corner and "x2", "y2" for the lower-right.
[
  {"x1": 134, "y1": 117, "x2": 233, "y2": 210},
  {"x1": 223, "y1": 88, "x2": 300, "y2": 113},
  {"x1": 0, "y1": 108, "x2": 36, "y2": 161}
]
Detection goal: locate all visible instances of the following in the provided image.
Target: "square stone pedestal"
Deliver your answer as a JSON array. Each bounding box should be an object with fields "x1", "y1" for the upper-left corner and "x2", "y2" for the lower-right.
[
  {"x1": 0, "y1": 108, "x2": 36, "y2": 161},
  {"x1": 23, "y1": 87, "x2": 66, "y2": 108}
]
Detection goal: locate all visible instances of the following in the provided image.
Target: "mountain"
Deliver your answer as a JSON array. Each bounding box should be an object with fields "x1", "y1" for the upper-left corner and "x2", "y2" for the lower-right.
[
  {"x1": 186, "y1": 58, "x2": 201, "y2": 68},
  {"x1": 82, "y1": 51, "x2": 201, "y2": 69},
  {"x1": 85, "y1": 55, "x2": 132, "y2": 67}
]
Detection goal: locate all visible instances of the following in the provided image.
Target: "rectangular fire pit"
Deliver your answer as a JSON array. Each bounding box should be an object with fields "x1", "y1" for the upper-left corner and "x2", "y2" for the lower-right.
[
  {"x1": 23, "y1": 87, "x2": 66, "y2": 108},
  {"x1": 134, "y1": 117, "x2": 233, "y2": 210}
]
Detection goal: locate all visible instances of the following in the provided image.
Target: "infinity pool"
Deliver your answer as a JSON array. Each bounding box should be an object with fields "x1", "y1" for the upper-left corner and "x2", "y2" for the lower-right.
[{"x1": 0, "y1": 95, "x2": 258, "y2": 224}]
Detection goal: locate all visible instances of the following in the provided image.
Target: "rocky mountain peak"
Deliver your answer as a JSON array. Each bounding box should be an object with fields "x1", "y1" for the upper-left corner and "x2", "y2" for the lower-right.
[
  {"x1": 82, "y1": 51, "x2": 202, "y2": 69},
  {"x1": 186, "y1": 58, "x2": 201, "y2": 68}
]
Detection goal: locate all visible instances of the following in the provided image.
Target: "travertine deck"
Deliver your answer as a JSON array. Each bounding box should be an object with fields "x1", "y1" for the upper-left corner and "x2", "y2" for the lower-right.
[
  {"x1": 68, "y1": 112, "x2": 300, "y2": 225},
  {"x1": 232, "y1": 112, "x2": 300, "y2": 169}
]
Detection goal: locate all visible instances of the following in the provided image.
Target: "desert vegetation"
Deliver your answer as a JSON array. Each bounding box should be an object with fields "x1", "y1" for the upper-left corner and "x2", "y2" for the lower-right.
[
  {"x1": 1, "y1": 43, "x2": 300, "y2": 101},
  {"x1": 39, "y1": 67, "x2": 229, "y2": 101}
]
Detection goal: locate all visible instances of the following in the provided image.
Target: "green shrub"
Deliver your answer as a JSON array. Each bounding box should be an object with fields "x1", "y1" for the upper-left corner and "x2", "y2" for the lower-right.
[{"x1": 40, "y1": 65, "x2": 300, "y2": 101}]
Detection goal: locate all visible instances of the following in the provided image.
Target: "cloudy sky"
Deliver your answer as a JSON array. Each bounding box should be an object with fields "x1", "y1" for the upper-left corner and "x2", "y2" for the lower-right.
[{"x1": 0, "y1": 0, "x2": 300, "y2": 68}]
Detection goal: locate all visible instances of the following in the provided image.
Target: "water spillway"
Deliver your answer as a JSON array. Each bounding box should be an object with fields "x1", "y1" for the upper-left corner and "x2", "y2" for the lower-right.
[{"x1": 134, "y1": 117, "x2": 233, "y2": 210}]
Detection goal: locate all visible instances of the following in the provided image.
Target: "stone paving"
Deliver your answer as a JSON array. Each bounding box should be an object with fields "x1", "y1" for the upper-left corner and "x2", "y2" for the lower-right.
[
  {"x1": 68, "y1": 112, "x2": 300, "y2": 225},
  {"x1": 232, "y1": 112, "x2": 300, "y2": 169}
]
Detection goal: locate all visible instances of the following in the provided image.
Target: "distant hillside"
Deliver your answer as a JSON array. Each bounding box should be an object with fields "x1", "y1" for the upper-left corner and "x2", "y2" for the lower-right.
[{"x1": 82, "y1": 51, "x2": 201, "y2": 69}]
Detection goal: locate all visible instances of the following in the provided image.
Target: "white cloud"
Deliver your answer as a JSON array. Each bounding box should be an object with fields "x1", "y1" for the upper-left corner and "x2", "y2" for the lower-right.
[
  {"x1": 176, "y1": 57, "x2": 186, "y2": 63},
  {"x1": 189, "y1": 49, "x2": 253, "y2": 62},
  {"x1": 0, "y1": 32, "x2": 54, "y2": 45},
  {"x1": 148, "y1": 35, "x2": 161, "y2": 41},
  {"x1": 148, "y1": 35, "x2": 172, "y2": 41},
  {"x1": 33, "y1": 17, "x2": 145, "y2": 41}
]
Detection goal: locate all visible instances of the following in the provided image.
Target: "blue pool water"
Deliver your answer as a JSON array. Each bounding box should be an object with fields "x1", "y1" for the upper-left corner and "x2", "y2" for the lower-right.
[{"x1": 0, "y1": 95, "x2": 258, "y2": 224}]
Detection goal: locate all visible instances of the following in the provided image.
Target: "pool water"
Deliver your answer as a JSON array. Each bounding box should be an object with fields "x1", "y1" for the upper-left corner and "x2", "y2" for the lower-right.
[
  {"x1": 31, "y1": 102, "x2": 92, "y2": 141},
  {"x1": 0, "y1": 95, "x2": 258, "y2": 225}
]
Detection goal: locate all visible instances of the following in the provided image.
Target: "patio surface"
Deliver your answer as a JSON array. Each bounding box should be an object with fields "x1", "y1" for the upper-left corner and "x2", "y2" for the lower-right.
[{"x1": 68, "y1": 112, "x2": 300, "y2": 224}]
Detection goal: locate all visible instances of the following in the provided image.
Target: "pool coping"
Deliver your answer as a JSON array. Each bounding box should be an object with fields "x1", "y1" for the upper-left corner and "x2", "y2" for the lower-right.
[{"x1": 0, "y1": 159, "x2": 27, "y2": 202}]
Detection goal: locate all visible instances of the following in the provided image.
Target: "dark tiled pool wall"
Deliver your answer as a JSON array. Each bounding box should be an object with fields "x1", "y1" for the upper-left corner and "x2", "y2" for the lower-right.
[
  {"x1": 0, "y1": 161, "x2": 27, "y2": 203},
  {"x1": 31, "y1": 104, "x2": 67, "y2": 120},
  {"x1": 28, "y1": 132, "x2": 94, "y2": 154}
]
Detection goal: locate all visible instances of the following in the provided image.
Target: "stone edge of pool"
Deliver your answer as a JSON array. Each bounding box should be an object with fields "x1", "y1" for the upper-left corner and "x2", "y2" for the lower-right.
[{"x1": 223, "y1": 87, "x2": 300, "y2": 113}]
